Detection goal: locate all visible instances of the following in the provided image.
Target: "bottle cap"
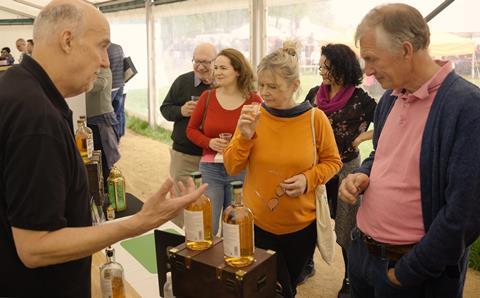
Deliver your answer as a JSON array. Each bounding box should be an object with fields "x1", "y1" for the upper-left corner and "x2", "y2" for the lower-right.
[
  {"x1": 191, "y1": 171, "x2": 202, "y2": 179},
  {"x1": 230, "y1": 181, "x2": 243, "y2": 189},
  {"x1": 105, "y1": 247, "x2": 115, "y2": 257}
]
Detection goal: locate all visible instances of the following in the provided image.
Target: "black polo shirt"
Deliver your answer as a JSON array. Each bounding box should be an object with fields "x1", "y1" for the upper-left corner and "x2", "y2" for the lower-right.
[{"x1": 0, "y1": 55, "x2": 92, "y2": 297}]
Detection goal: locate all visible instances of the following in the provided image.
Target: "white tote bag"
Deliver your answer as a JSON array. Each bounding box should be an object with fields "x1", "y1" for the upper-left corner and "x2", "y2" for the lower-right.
[{"x1": 310, "y1": 108, "x2": 336, "y2": 265}]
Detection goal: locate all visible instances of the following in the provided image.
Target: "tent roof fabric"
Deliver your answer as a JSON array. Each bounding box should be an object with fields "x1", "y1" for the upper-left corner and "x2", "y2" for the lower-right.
[{"x1": 0, "y1": 0, "x2": 124, "y2": 19}]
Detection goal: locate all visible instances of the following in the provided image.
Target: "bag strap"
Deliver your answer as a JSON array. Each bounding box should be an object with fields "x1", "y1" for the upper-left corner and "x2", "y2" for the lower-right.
[
  {"x1": 199, "y1": 90, "x2": 211, "y2": 131},
  {"x1": 310, "y1": 108, "x2": 317, "y2": 165}
]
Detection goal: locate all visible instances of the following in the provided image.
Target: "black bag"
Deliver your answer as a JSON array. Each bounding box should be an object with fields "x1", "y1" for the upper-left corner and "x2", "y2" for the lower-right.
[{"x1": 123, "y1": 56, "x2": 137, "y2": 83}]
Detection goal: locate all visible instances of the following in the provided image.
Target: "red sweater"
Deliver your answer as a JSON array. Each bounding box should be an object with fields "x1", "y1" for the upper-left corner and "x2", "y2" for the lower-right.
[{"x1": 187, "y1": 89, "x2": 262, "y2": 157}]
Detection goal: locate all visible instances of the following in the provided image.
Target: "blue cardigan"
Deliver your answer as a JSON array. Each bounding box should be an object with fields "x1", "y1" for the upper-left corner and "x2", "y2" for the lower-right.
[{"x1": 357, "y1": 71, "x2": 480, "y2": 288}]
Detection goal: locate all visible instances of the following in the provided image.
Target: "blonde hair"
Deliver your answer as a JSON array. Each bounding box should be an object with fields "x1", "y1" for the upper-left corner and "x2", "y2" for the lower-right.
[
  {"x1": 257, "y1": 40, "x2": 300, "y2": 86},
  {"x1": 355, "y1": 3, "x2": 430, "y2": 53}
]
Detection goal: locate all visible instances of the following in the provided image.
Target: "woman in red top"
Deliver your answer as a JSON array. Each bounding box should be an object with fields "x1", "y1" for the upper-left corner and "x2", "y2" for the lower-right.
[{"x1": 187, "y1": 48, "x2": 262, "y2": 235}]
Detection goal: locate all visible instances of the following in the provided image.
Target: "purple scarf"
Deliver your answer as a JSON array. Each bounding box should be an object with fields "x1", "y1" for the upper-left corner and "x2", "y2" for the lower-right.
[{"x1": 316, "y1": 84, "x2": 355, "y2": 115}]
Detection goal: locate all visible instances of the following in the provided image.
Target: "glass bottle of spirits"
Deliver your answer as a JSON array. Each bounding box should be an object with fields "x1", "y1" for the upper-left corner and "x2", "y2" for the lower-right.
[
  {"x1": 100, "y1": 247, "x2": 126, "y2": 298},
  {"x1": 75, "y1": 119, "x2": 93, "y2": 163},
  {"x1": 79, "y1": 115, "x2": 93, "y2": 139},
  {"x1": 107, "y1": 167, "x2": 126, "y2": 212},
  {"x1": 106, "y1": 204, "x2": 115, "y2": 221},
  {"x1": 184, "y1": 171, "x2": 213, "y2": 250},
  {"x1": 82, "y1": 118, "x2": 94, "y2": 160},
  {"x1": 163, "y1": 271, "x2": 175, "y2": 298},
  {"x1": 223, "y1": 181, "x2": 255, "y2": 267}
]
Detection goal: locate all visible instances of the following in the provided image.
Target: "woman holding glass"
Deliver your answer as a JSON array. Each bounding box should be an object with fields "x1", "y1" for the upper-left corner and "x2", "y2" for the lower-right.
[
  {"x1": 223, "y1": 42, "x2": 342, "y2": 298},
  {"x1": 187, "y1": 48, "x2": 262, "y2": 236}
]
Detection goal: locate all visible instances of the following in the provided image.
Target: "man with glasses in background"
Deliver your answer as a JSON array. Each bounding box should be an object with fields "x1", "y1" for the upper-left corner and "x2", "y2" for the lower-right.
[{"x1": 160, "y1": 42, "x2": 216, "y2": 227}]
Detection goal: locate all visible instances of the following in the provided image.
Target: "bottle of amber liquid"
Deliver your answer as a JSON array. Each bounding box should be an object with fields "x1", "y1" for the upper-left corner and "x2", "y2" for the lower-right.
[
  {"x1": 100, "y1": 247, "x2": 126, "y2": 298},
  {"x1": 75, "y1": 119, "x2": 93, "y2": 163},
  {"x1": 184, "y1": 172, "x2": 213, "y2": 250},
  {"x1": 223, "y1": 181, "x2": 254, "y2": 267}
]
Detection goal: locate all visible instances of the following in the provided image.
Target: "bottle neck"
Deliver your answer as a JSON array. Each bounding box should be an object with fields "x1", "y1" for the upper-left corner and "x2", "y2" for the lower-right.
[
  {"x1": 107, "y1": 255, "x2": 115, "y2": 263},
  {"x1": 194, "y1": 177, "x2": 202, "y2": 189},
  {"x1": 232, "y1": 189, "x2": 243, "y2": 206},
  {"x1": 106, "y1": 248, "x2": 116, "y2": 263}
]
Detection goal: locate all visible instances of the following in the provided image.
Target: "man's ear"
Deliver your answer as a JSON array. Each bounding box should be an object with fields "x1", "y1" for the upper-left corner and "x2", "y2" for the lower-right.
[
  {"x1": 59, "y1": 29, "x2": 74, "y2": 54},
  {"x1": 401, "y1": 41, "x2": 414, "y2": 61}
]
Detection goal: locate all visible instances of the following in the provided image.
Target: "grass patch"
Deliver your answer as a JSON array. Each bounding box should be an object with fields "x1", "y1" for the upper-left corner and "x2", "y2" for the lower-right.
[
  {"x1": 126, "y1": 114, "x2": 172, "y2": 145},
  {"x1": 469, "y1": 238, "x2": 480, "y2": 271}
]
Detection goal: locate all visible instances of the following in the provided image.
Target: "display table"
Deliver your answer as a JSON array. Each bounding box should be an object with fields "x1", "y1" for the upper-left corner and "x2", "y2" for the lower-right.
[{"x1": 91, "y1": 193, "x2": 183, "y2": 297}]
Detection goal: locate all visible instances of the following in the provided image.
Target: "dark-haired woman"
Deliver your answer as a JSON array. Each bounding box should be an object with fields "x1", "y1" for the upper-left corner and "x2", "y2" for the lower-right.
[{"x1": 302, "y1": 43, "x2": 377, "y2": 296}]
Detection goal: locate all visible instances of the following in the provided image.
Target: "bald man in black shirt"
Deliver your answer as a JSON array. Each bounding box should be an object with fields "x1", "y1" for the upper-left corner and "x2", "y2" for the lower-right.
[{"x1": 0, "y1": 1, "x2": 206, "y2": 297}]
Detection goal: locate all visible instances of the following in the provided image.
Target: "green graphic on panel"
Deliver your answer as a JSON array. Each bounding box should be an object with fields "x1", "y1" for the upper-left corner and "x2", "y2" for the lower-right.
[{"x1": 120, "y1": 228, "x2": 180, "y2": 274}]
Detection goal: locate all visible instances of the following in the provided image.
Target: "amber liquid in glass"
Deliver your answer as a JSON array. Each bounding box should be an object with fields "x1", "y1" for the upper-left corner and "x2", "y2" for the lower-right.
[
  {"x1": 75, "y1": 119, "x2": 93, "y2": 163},
  {"x1": 223, "y1": 183, "x2": 254, "y2": 267},
  {"x1": 100, "y1": 247, "x2": 126, "y2": 298},
  {"x1": 185, "y1": 174, "x2": 213, "y2": 250}
]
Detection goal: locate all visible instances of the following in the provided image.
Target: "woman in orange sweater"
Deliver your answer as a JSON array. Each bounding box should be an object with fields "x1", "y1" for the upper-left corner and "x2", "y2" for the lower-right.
[{"x1": 224, "y1": 43, "x2": 342, "y2": 297}]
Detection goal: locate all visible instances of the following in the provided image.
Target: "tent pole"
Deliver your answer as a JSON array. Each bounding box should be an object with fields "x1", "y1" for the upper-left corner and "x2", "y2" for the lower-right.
[
  {"x1": 146, "y1": 0, "x2": 157, "y2": 126},
  {"x1": 424, "y1": 0, "x2": 455, "y2": 23},
  {"x1": 250, "y1": 0, "x2": 266, "y2": 69}
]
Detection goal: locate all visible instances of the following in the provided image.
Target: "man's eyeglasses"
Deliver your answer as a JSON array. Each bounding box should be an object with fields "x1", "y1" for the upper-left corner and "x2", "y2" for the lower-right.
[{"x1": 192, "y1": 59, "x2": 213, "y2": 67}]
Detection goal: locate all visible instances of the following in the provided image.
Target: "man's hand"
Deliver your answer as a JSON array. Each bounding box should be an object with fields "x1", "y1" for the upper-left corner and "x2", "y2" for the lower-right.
[
  {"x1": 338, "y1": 173, "x2": 370, "y2": 204},
  {"x1": 387, "y1": 268, "x2": 402, "y2": 287},
  {"x1": 9, "y1": 178, "x2": 207, "y2": 269},
  {"x1": 209, "y1": 138, "x2": 228, "y2": 153},
  {"x1": 134, "y1": 178, "x2": 207, "y2": 231},
  {"x1": 280, "y1": 174, "x2": 307, "y2": 197},
  {"x1": 181, "y1": 100, "x2": 197, "y2": 117}
]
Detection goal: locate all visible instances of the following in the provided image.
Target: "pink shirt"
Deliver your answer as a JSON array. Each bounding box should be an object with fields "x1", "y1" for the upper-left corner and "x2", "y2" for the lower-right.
[{"x1": 357, "y1": 60, "x2": 453, "y2": 244}]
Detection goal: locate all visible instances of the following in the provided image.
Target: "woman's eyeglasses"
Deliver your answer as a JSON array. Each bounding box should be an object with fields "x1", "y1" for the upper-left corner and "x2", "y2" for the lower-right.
[{"x1": 318, "y1": 65, "x2": 330, "y2": 73}]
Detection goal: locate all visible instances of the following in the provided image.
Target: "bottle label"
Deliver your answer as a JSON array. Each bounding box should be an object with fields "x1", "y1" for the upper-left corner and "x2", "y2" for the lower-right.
[
  {"x1": 223, "y1": 222, "x2": 241, "y2": 258},
  {"x1": 107, "y1": 206, "x2": 115, "y2": 221},
  {"x1": 100, "y1": 268, "x2": 124, "y2": 297},
  {"x1": 116, "y1": 180, "x2": 126, "y2": 211},
  {"x1": 107, "y1": 181, "x2": 117, "y2": 210},
  {"x1": 87, "y1": 136, "x2": 93, "y2": 159},
  {"x1": 184, "y1": 209, "x2": 204, "y2": 241},
  {"x1": 100, "y1": 269, "x2": 114, "y2": 297}
]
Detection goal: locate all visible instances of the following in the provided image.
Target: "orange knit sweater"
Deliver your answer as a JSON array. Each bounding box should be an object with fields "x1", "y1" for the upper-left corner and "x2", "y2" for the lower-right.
[{"x1": 224, "y1": 107, "x2": 342, "y2": 234}]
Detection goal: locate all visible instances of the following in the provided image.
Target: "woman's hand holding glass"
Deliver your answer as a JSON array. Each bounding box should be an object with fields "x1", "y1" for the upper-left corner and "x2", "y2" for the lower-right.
[
  {"x1": 237, "y1": 102, "x2": 261, "y2": 140},
  {"x1": 280, "y1": 174, "x2": 307, "y2": 197},
  {"x1": 209, "y1": 137, "x2": 228, "y2": 153}
]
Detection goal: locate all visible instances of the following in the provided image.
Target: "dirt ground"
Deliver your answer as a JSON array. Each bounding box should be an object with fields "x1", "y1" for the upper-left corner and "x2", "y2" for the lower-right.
[{"x1": 117, "y1": 129, "x2": 480, "y2": 298}]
